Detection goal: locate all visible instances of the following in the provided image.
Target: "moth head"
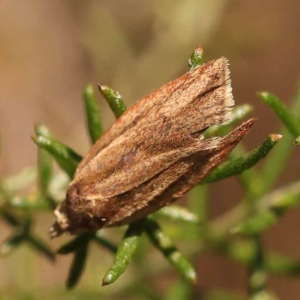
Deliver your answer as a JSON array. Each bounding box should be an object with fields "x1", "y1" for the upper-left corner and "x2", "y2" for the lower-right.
[{"x1": 49, "y1": 202, "x2": 74, "y2": 238}]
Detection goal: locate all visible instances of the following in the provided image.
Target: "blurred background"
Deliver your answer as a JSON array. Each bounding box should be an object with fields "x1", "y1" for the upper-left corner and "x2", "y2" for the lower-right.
[{"x1": 1, "y1": 0, "x2": 300, "y2": 299}]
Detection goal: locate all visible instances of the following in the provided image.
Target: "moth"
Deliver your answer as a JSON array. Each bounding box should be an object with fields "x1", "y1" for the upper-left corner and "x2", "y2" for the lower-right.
[{"x1": 50, "y1": 56, "x2": 254, "y2": 237}]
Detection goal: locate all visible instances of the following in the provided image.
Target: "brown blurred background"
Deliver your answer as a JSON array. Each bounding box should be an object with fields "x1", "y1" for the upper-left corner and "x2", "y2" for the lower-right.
[{"x1": 1, "y1": 1, "x2": 300, "y2": 299}]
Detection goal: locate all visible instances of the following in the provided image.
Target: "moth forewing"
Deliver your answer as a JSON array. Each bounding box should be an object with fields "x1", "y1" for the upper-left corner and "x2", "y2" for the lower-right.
[
  {"x1": 74, "y1": 57, "x2": 233, "y2": 181},
  {"x1": 50, "y1": 57, "x2": 253, "y2": 237},
  {"x1": 107, "y1": 118, "x2": 255, "y2": 227}
]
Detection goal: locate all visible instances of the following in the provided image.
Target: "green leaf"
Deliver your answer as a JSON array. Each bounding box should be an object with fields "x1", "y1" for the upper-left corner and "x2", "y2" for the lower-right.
[
  {"x1": 259, "y1": 91, "x2": 300, "y2": 137},
  {"x1": 231, "y1": 180, "x2": 300, "y2": 235},
  {"x1": 223, "y1": 239, "x2": 300, "y2": 276},
  {"x1": 211, "y1": 180, "x2": 300, "y2": 236},
  {"x1": 35, "y1": 125, "x2": 53, "y2": 204},
  {"x1": 260, "y1": 86, "x2": 300, "y2": 192},
  {"x1": 27, "y1": 234, "x2": 55, "y2": 261},
  {"x1": 203, "y1": 134, "x2": 282, "y2": 184},
  {"x1": 248, "y1": 236, "x2": 267, "y2": 297},
  {"x1": 231, "y1": 210, "x2": 279, "y2": 236},
  {"x1": 66, "y1": 238, "x2": 91, "y2": 289},
  {"x1": 153, "y1": 205, "x2": 200, "y2": 224},
  {"x1": 145, "y1": 219, "x2": 196, "y2": 284},
  {"x1": 0, "y1": 232, "x2": 25, "y2": 257},
  {"x1": 188, "y1": 184, "x2": 208, "y2": 223},
  {"x1": 267, "y1": 253, "x2": 300, "y2": 276},
  {"x1": 32, "y1": 135, "x2": 82, "y2": 178},
  {"x1": 98, "y1": 85, "x2": 127, "y2": 118},
  {"x1": 102, "y1": 219, "x2": 145, "y2": 286},
  {"x1": 0, "y1": 211, "x2": 21, "y2": 227},
  {"x1": 57, "y1": 233, "x2": 94, "y2": 255},
  {"x1": 294, "y1": 136, "x2": 300, "y2": 145},
  {"x1": 164, "y1": 280, "x2": 192, "y2": 300},
  {"x1": 84, "y1": 84, "x2": 104, "y2": 144},
  {"x1": 188, "y1": 46, "x2": 204, "y2": 70},
  {"x1": 6, "y1": 195, "x2": 50, "y2": 211}
]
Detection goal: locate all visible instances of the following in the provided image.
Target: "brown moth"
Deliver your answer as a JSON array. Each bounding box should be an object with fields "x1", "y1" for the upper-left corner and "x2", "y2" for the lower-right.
[{"x1": 50, "y1": 56, "x2": 254, "y2": 237}]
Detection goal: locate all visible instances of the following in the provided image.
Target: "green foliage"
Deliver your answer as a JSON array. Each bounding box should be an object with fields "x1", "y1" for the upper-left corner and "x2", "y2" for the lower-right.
[
  {"x1": 98, "y1": 84, "x2": 127, "y2": 118},
  {"x1": 1, "y1": 48, "x2": 300, "y2": 299},
  {"x1": 84, "y1": 84, "x2": 104, "y2": 144},
  {"x1": 102, "y1": 219, "x2": 145, "y2": 286},
  {"x1": 145, "y1": 218, "x2": 197, "y2": 284},
  {"x1": 188, "y1": 46, "x2": 204, "y2": 70}
]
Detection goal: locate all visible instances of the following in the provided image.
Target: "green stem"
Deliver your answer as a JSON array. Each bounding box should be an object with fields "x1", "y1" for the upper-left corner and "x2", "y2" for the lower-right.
[
  {"x1": 248, "y1": 236, "x2": 267, "y2": 297},
  {"x1": 57, "y1": 233, "x2": 94, "y2": 255},
  {"x1": 0, "y1": 232, "x2": 25, "y2": 257},
  {"x1": 84, "y1": 84, "x2": 104, "y2": 144},
  {"x1": 145, "y1": 219, "x2": 197, "y2": 284},
  {"x1": 27, "y1": 234, "x2": 55, "y2": 261},
  {"x1": 211, "y1": 180, "x2": 300, "y2": 236}
]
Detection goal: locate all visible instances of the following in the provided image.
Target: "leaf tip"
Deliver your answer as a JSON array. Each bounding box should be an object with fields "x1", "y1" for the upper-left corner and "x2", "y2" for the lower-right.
[
  {"x1": 188, "y1": 270, "x2": 197, "y2": 285},
  {"x1": 294, "y1": 136, "x2": 300, "y2": 145},
  {"x1": 34, "y1": 124, "x2": 51, "y2": 137},
  {"x1": 98, "y1": 84, "x2": 107, "y2": 94},
  {"x1": 66, "y1": 281, "x2": 75, "y2": 290},
  {"x1": 257, "y1": 91, "x2": 268, "y2": 98},
  {"x1": 84, "y1": 84, "x2": 93, "y2": 96},
  {"x1": 102, "y1": 277, "x2": 111, "y2": 286},
  {"x1": 270, "y1": 134, "x2": 283, "y2": 142}
]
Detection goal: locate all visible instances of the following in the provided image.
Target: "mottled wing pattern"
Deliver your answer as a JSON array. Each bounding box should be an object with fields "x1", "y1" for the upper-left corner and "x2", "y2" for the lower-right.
[
  {"x1": 72, "y1": 58, "x2": 233, "y2": 198},
  {"x1": 66, "y1": 119, "x2": 254, "y2": 230}
]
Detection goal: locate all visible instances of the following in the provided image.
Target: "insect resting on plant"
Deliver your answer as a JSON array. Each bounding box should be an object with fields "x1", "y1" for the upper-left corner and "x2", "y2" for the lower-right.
[{"x1": 50, "y1": 51, "x2": 254, "y2": 237}]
